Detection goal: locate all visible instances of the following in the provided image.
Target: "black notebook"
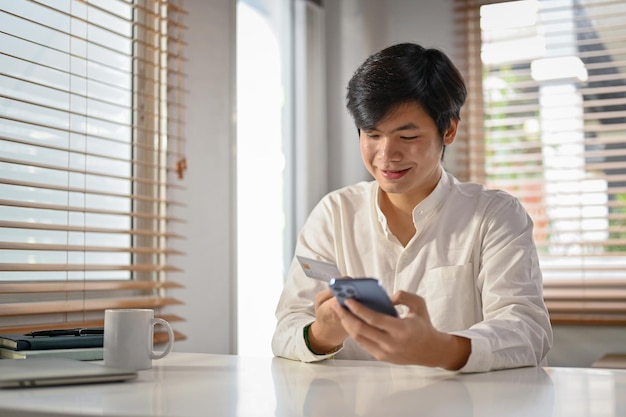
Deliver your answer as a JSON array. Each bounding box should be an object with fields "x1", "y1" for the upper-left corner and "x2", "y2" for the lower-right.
[{"x1": 0, "y1": 333, "x2": 104, "y2": 351}]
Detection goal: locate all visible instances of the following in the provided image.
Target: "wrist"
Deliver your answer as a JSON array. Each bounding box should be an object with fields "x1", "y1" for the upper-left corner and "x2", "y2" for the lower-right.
[
  {"x1": 436, "y1": 333, "x2": 471, "y2": 370},
  {"x1": 305, "y1": 322, "x2": 342, "y2": 355}
]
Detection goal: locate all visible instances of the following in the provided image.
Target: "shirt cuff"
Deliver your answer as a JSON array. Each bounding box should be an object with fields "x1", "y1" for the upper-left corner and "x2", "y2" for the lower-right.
[
  {"x1": 450, "y1": 330, "x2": 492, "y2": 373},
  {"x1": 300, "y1": 323, "x2": 343, "y2": 362}
]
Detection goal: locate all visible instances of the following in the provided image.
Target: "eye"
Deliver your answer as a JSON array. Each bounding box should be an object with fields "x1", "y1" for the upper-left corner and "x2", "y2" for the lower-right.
[
  {"x1": 365, "y1": 133, "x2": 380, "y2": 139},
  {"x1": 400, "y1": 136, "x2": 418, "y2": 140}
]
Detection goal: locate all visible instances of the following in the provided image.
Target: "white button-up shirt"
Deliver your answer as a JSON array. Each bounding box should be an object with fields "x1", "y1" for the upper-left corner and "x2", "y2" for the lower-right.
[{"x1": 272, "y1": 171, "x2": 553, "y2": 373}]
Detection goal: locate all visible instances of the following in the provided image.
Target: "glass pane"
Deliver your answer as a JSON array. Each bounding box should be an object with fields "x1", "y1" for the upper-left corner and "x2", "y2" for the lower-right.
[
  {"x1": 0, "y1": 54, "x2": 69, "y2": 94},
  {"x1": 0, "y1": 32, "x2": 70, "y2": 74},
  {"x1": 0, "y1": 97, "x2": 69, "y2": 130},
  {"x1": 0, "y1": 163, "x2": 67, "y2": 189},
  {"x1": 0, "y1": 3, "x2": 70, "y2": 50},
  {"x1": 0, "y1": 75, "x2": 69, "y2": 110}
]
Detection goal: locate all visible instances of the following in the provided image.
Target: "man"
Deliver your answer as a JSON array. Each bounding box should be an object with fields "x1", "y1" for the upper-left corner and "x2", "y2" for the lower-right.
[{"x1": 272, "y1": 43, "x2": 552, "y2": 373}]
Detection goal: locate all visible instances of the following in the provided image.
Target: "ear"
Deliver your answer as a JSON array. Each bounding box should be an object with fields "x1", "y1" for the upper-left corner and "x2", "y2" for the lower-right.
[{"x1": 443, "y1": 119, "x2": 459, "y2": 146}]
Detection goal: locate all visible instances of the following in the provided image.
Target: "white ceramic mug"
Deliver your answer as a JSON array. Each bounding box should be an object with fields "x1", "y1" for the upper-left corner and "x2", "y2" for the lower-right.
[{"x1": 104, "y1": 309, "x2": 174, "y2": 370}]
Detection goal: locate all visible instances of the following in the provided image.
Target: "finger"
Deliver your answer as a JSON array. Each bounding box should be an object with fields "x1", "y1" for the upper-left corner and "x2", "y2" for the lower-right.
[
  {"x1": 331, "y1": 302, "x2": 393, "y2": 357},
  {"x1": 331, "y1": 301, "x2": 363, "y2": 330},
  {"x1": 391, "y1": 291, "x2": 428, "y2": 315},
  {"x1": 344, "y1": 298, "x2": 396, "y2": 329},
  {"x1": 331, "y1": 302, "x2": 378, "y2": 337},
  {"x1": 349, "y1": 334, "x2": 393, "y2": 362},
  {"x1": 314, "y1": 288, "x2": 335, "y2": 310}
]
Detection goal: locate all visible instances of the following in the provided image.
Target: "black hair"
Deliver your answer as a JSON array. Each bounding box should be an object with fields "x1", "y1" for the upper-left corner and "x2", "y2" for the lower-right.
[{"x1": 346, "y1": 43, "x2": 467, "y2": 147}]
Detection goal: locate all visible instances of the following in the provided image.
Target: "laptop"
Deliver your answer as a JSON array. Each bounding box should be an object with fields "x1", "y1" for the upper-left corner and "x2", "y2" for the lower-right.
[{"x1": 0, "y1": 357, "x2": 137, "y2": 388}]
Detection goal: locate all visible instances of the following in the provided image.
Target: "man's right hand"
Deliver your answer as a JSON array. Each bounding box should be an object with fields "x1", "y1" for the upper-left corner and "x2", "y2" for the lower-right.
[{"x1": 307, "y1": 287, "x2": 348, "y2": 354}]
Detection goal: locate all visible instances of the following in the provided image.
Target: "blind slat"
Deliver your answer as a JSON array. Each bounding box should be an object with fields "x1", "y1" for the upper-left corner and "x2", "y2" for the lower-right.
[
  {"x1": 0, "y1": 94, "x2": 185, "y2": 144},
  {"x1": 0, "y1": 9, "x2": 189, "y2": 71},
  {"x1": 0, "y1": 177, "x2": 185, "y2": 208},
  {"x1": 0, "y1": 156, "x2": 182, "y2": 189},
  {"x1": 0, "y1": 242, "x2": 184, "y2": 255},
  {"x1": 0, "y1": 220, "x2": 184, "y2": 238},
  {"x1": 0, "y1": 297, "x2": 184, "y2": 317},
  {"x1": 456, "y1": 0, "x2": 626, "y2": 324},
  {"x1": 545, "y1": 301, "x2": 626, "y2": 314},
  {"x1": 549, "y1": 314, "x2": 626, "y2": 325},
  {"x1": 0, "y1": 0, "x2": 187, "y2": 337},
  {"x1": 0, "y1": 68, "x2": 188, "y2": 107},
  {"x1": 28, "y1": 0, "x2": 190, "y2": 46},
  {"x1": 0, "y1": 280, "x2": 184, "y2": 293},
  {"x1": 543, "y1": 288, "x2": 626, "y2": 300},
  {"x1": 0, "y1": 264, "x2": 183, "y2": 272},
  {"x1": 0, "y1": 54, "x2": 188, "y2": 106},
  {"x1": 0, "y1": 135, "x2": 186, "y2": 175},
  {"x1": 0, "y1": 199, "x2": 184, "y2": 223}
]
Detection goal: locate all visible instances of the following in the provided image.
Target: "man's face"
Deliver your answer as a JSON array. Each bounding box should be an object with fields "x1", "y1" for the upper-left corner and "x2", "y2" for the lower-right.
[{"x1": 359, "y1": 102, "x2": 457, "y2": 205}]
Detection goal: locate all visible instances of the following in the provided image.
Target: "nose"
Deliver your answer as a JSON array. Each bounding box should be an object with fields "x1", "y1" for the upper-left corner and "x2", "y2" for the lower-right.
[{"x1": 378, "y1": 136, "x2": 401, "y2": 161}]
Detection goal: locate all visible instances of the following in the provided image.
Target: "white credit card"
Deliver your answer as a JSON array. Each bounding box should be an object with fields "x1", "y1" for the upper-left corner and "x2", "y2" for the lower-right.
[{"x1": 296, "y1": 256, "x2": 341, "y2": 282}]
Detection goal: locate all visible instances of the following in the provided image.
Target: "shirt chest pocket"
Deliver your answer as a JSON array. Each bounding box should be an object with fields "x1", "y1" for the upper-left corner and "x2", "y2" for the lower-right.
[{"x1": 416, "y1": 264, "x2": 481, "y2": 332}]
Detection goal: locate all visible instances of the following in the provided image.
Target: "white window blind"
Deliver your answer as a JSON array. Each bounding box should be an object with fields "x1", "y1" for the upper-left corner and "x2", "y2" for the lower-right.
[
  {"x1": 455, "y1": 0, "x2": 626, "y2": 324},
  {"x1": 0, "y1": 0, "x2": 188, "y2": 341}
]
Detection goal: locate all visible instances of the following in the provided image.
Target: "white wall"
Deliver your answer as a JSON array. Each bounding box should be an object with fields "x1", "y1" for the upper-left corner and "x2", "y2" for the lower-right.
[{"x1": 168, "y1": 0, "x2": 237, "y2": 355}]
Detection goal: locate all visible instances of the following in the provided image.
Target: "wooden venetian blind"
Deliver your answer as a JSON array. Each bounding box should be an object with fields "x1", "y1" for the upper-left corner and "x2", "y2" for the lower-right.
[
  {"x1": 455, "y1": 0, "x2": 626, "y2": 325},
  {"x1": 0, "y1": 0, "x2": 188, "y2": 342}
]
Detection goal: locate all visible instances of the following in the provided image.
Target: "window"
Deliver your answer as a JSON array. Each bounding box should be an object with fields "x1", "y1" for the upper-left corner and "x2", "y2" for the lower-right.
[
  {"x1": 456, "y1": 0, "x2": 626, "y2": 324},
  {"x1": 236, "y1": 0, "x2": 326, "y2": 356},
  {"x1": 236, "y1": 0, "x2": 289, "y2": 357},
  {"x1": 0, "y1": 0, "x2": 187, "y2": 339}
]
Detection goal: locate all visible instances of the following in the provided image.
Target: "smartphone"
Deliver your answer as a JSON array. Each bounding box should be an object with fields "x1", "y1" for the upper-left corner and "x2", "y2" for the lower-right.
[{"x1": 329, "y1": 278, "x2": 398, "y2": 317}]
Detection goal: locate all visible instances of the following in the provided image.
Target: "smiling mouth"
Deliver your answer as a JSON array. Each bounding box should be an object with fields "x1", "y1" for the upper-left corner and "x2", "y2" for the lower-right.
[{"x1": 381, "y1": 168, "x2": 410, "y2": 179}]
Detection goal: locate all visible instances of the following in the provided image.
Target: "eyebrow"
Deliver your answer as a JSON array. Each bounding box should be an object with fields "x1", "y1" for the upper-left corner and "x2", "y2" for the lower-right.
[
  {"x1": 392, "y1": 123, "x2": 419, "y2": 133},
  {"x1": 366, "y1": 123, "x2": 419, "y2": 134}
]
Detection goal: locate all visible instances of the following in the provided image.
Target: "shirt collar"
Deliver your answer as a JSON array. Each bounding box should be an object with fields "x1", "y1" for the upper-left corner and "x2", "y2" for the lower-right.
[
  {"x1": 374, "y1": 168, "x2": 452, "y2": 231},
  {"x1": 411, "y1": 169, "x2": 451, "y2": 223}
]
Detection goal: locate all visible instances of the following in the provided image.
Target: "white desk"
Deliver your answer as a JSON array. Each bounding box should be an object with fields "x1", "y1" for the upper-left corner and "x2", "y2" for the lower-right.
[{"x1": 0, "y1": 352, "x2": 625, "y2": 417}]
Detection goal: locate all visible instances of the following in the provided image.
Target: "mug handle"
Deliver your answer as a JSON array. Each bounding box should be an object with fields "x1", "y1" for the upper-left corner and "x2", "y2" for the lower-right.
[{"x1": 150, "y1": 317, "x2": 175, "y2": 360}]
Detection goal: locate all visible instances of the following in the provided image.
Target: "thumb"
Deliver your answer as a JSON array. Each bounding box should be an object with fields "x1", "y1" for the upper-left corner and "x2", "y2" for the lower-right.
[{"x1": 391, "y1": 290, "x2": 428, "y2": 315}]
